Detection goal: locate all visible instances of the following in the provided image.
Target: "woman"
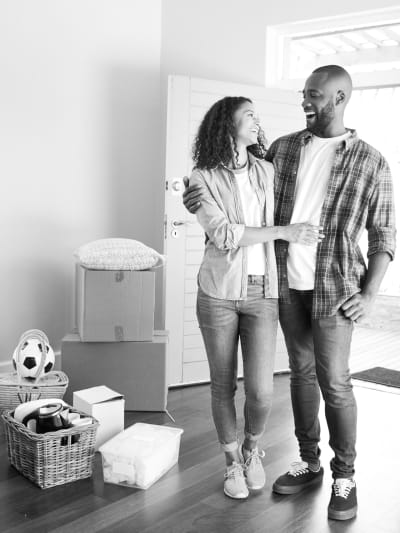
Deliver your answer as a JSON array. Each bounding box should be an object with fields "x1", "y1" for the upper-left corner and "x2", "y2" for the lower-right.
[{"x1": 189, "y1": 96, "x2": 322, "y2": 500}]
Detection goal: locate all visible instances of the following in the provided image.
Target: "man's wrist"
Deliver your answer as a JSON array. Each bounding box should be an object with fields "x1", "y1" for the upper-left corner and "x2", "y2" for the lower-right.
[{"x1": 360, "y1": 289, "x2": 376, "y2": 301}]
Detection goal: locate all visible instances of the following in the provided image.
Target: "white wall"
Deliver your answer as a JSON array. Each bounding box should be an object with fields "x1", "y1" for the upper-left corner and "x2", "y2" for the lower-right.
[{"x1": 0, "y1": 0, "x2": 162, "y2": 363}]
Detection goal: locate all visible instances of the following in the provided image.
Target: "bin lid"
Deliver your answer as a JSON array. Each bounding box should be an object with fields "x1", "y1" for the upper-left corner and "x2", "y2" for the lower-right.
[{"x1": 99, "y1": 422, "x2": 183, "y2": 455}]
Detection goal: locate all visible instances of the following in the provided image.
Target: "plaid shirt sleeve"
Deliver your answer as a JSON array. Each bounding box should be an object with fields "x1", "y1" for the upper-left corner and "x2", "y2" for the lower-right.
[{"x1": 366, "y1": 156, "x2": 396, "y2": 259}]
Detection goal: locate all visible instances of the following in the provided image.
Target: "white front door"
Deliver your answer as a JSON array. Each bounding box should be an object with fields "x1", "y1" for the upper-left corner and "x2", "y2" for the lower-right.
[{"x1": 164, "y1": 75, "x2": 304, "y2": 386}]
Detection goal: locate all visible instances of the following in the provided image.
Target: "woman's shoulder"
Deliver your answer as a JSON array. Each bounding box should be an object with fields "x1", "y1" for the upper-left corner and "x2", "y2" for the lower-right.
[
  {"x1": 252, "y1": 158, "x2": 274, "y2": 181},
  {"x1": 254, "y1": 158, "x2": 274, "y2": 172},
  {"x1": 189, "y1": 168, "x2": 206, "y2": 187},
  {"x1": 189, "y1": 166, "x2": 222, "y2": 186}
]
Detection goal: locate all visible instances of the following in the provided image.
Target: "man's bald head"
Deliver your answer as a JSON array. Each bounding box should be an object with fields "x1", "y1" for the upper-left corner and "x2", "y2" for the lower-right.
[{"x1": 311, "y1": 65, "x2": 353, "y2": 105}]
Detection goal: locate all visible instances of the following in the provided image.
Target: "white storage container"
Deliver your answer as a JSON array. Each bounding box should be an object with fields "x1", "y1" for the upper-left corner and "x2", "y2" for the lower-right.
[{"x1": 99, "y1": 423, "x2": 183, "y2": 489}]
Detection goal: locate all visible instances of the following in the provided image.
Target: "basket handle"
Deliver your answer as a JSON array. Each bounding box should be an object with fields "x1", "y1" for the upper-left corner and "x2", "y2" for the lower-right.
[{"x1": 15, "y1": 329, "x2": 50, "y2": 384}]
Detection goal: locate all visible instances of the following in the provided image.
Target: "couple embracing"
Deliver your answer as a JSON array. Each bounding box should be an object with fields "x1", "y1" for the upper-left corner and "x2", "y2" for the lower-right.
[{"x1": 182, "y1": 65, "x2": 396, "y2": 521}]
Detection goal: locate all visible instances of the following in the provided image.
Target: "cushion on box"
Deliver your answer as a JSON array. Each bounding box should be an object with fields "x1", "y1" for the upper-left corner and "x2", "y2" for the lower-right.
[{"x1": 74, "y1": 238, "x2": 165, "y2": 271}]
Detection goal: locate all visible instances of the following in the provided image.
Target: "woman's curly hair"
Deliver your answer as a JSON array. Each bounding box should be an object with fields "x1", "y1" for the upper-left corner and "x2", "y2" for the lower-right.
[{"x1": 192, "y1": 96, "x2": 268, "y2": 170}]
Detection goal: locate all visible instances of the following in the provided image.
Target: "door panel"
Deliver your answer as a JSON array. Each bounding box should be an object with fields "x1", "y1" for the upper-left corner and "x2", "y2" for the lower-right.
[{"x1": 164, "y1": 75, "x2": 304, "y2": 385}]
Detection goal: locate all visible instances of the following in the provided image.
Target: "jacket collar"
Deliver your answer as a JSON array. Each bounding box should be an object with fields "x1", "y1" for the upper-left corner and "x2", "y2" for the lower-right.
[{"x1": 219, "y1": 150, "x2": 259, "y2": 172}]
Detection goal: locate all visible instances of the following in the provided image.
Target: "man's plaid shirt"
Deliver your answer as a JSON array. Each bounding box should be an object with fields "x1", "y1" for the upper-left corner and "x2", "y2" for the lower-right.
[{"x1": 266, "y1": 129, "x2": 396, "y2": 318}]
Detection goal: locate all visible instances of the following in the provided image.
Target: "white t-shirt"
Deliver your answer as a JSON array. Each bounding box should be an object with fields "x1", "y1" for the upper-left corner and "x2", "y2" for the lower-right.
[
  {"x1": 287, "y1": 132, "x2": 350, "y2": 290},
  {"x1": 233, "y1": 166, "x2": 266, "y2": 275}
]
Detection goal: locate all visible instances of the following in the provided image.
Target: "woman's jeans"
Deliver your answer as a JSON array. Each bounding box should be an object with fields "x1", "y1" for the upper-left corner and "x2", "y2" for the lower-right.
[
  {"x1": 196, "y1": 279, "x2": 278, "y2": 452},
  {"x1": 279, "y1": 289, "x2": 357, "y2": 479}
]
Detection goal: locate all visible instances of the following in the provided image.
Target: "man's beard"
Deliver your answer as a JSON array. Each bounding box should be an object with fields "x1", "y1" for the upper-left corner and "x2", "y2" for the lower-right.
[{"x1": 307, "y1": 100, "x2": 335, "y2": 136}]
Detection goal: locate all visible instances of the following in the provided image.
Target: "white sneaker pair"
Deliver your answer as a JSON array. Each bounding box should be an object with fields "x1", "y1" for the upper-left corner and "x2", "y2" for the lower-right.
[{"x1": 224, "y1": 447, "x2": 266, "y2": 499}]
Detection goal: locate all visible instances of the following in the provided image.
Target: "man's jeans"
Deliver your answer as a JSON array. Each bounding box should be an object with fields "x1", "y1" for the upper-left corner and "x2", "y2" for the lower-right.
[
  {"x1": 197, "y1": 281, "x2": 278, "y2": 452},
  {"x1": 279, "y1": 289, "x2": 357, "y2": 478}
]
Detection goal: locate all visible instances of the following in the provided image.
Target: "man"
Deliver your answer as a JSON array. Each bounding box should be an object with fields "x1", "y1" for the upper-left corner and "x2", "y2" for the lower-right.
[{"x1": 182, "y1": 65, "x2": 396, "y2": 521}]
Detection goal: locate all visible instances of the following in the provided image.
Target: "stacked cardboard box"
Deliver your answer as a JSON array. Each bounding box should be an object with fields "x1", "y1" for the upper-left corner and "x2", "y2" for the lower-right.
[
  {"x1": 75, "y1": 264, "x2": 155, "y2": 341},
  {"x1": 61, "y1": 265, "x2": 168, "y2": 413}
]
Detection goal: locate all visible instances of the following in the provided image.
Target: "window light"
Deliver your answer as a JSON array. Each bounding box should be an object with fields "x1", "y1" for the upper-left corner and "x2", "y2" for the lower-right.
[{"x1": 381, "y1": 39, "x2": 399, "y2": 46}]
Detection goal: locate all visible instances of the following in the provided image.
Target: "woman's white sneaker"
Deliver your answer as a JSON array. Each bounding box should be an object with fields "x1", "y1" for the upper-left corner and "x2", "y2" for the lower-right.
[
  {"x1": 224, "y1": 462, "x2": 249, "y2": 499},
  {"x1": 242, "y1": 446, "x2": 266, "y2": 490}
]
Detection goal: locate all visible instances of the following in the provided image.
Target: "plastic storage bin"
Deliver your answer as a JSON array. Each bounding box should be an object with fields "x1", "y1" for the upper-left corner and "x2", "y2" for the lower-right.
[{"x1": 99, "y1": 423, "x2": 183, "y2": 489}]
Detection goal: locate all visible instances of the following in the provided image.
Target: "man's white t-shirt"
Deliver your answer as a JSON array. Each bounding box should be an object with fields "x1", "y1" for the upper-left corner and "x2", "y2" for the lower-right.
[
  {"x1": 287, "y1": 132, "x2": 350, "y2": 290},
  {"x1": 233, "y1": 167, "x2": 266, "y2": 275}
]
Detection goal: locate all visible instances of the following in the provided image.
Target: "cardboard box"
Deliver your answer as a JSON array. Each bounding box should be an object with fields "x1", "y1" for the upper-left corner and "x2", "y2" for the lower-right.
[
  {"x1": 62, "y1": 331, "x2": 168, "y2": 411},
  {"x1": 75, "y1": 264, "x2": 155, "y2": 341},
  {"x1": 99, "y1": 423, "x2": 183, "y2": 489},
  {"x1": 73, "y1": 385, "x2": 125, "y2": 450}
]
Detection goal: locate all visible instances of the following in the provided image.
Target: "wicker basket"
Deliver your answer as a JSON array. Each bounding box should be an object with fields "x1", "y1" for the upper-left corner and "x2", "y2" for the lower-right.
[
  {"x1": 2, "y1": 408, "x2": 99, "y2": 489},
  {"x1": 0, "y1": 330, "x2": 68, "y2": 413},
  {"x1": 0, "y1": 371, "x2": 69, "y2": 413}
]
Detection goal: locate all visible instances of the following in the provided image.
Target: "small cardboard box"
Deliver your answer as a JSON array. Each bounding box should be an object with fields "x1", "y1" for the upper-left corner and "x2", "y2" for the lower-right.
[
  {"x1": 75, "y1": 264, "x2": 155, "y2": 341},
  {"x1": 99, "y1": 423, "x2": 183, "y2": 489},
  {"x1": 73, "y1": 385, "x2": 125, "y2": 450},
  {"x1": 62, "y1": 331, "x2": 168, "y2": 411}
]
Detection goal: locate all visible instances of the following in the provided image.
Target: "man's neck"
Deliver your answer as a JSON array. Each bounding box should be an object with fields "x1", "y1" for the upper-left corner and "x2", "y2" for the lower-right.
[{"x1": 312, "y1": 122, "x2": 347, "y2": 138}]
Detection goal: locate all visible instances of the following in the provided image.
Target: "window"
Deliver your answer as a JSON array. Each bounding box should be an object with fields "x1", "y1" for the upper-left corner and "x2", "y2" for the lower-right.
[
  {"x1": 289, "y1": 24, "x2": 400, "y2": 81},
  {"x1": 266, "y1": 7, "x2": 400, "y2": 89}
]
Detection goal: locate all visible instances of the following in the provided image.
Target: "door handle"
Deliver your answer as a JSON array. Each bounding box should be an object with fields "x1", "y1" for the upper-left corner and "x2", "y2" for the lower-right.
[
  {"x1": 171, "y1": 220, "x2": 194, "y2": 227},
  {"x1": 171, "y1": 180, "x2": 183, "y2": 192}
]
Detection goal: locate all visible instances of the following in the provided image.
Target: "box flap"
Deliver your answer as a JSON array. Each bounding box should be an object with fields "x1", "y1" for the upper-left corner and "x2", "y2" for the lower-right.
[{"x1": 74, "y1": 385, "x2": 124, "y2": 405}]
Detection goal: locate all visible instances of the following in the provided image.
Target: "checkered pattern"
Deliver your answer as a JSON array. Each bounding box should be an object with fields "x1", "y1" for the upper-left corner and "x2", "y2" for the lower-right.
[{"x1": 266, "y1": 129, "x2": 396, "y2": 318}]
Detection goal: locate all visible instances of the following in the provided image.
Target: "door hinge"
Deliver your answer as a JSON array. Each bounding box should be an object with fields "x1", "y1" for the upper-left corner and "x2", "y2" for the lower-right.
[{"x1": 165, "y1": 181, "x2": 169, "y2": 191}]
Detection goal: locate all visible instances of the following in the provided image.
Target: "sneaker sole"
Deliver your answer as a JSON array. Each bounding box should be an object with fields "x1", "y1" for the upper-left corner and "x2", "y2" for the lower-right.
[
  {"x1": 272, "y1": 471, "x2": 324, "y2": 495},
  {"x1": 223, "y1": 487, "x2": 249, "y2": 499},
  {"x1": 328, "y1": 505, "x2": 357, "y2": 521}
]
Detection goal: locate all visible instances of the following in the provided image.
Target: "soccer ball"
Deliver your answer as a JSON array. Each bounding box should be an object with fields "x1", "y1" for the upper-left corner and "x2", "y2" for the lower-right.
[{"x1": 12, "y1": 330, "x2": 55, "y2": 380}]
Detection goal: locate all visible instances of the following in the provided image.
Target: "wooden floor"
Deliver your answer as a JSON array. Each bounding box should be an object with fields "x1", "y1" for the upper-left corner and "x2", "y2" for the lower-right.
[{"x1": 1, "y1": 328, "x2": 400, "y2": 533}]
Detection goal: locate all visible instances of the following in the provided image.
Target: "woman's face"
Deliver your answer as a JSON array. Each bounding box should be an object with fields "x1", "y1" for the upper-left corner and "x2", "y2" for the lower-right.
[{"x1": 233, "y1": 101, "x2": 259, "y2": 147}]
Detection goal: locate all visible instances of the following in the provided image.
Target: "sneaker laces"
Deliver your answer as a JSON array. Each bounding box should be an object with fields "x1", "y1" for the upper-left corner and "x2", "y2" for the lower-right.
[
  {"x1": 333, "y1": 478, "x2": 355, "y2": 499},
  {"x1": 243, "y1": 448, "x2": 266, "y2": 470},
  {"x1": 224, "y1": 462, "x2": 244, "y2": 480},
  {"x1": 288, "y1": 461, "x2": 311, "y2": 477}
]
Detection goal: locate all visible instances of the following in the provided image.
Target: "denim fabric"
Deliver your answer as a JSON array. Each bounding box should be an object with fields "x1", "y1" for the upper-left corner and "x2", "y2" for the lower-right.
[
  {"x1": 279, "y1": 289, "x2": 357, "y2": 478},
  {"x1": 189, "y1": 153, "x2": 278, "y2": 300},
  {"x1": 196, "y1": 283, "x2": 278, "y2": 452}
]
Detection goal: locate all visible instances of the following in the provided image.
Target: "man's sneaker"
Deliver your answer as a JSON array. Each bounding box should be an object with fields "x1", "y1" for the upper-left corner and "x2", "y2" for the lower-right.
[
  {"x1": 272, "y1": 461, "x2": 324, "y2": 494},
  {"x1": 328, "y1": 478, "x2": 357, "y2": 520},
  {"x1": 224, "y1": 462, "x2": 249, "y2": 499},
  {"x1": 242, "y1": 446, "x2": 266, "y2": 490}
]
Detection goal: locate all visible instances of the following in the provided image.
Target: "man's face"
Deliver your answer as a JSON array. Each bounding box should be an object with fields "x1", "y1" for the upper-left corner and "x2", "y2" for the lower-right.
[{"x1": 302, "y1": 73, "x2": 337, "y2": 136}]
